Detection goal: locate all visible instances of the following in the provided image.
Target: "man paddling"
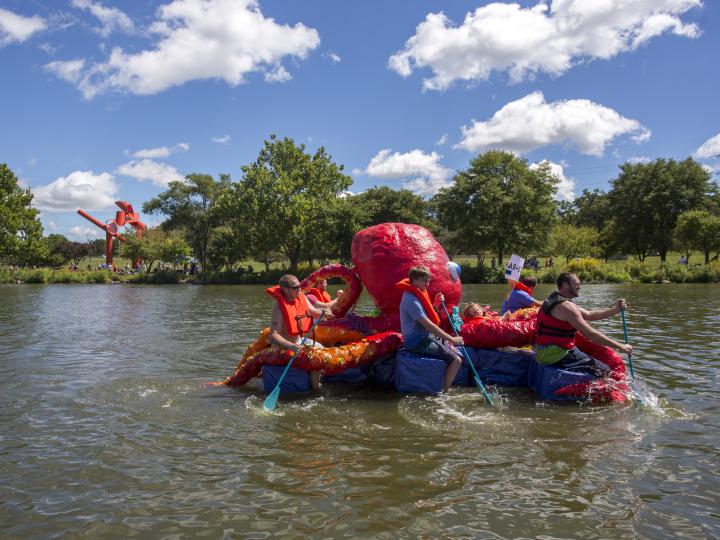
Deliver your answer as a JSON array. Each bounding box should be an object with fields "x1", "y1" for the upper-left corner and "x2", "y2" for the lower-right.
[
  {"x1": 535, "y1": 272, "x2": 633, "y2": 376},
  {"x1": 267, "y1": 274, "x2": 331, "y2": 389},
  {"x1": 397, "y1": 266, "x2": 463, "y2": 392}
]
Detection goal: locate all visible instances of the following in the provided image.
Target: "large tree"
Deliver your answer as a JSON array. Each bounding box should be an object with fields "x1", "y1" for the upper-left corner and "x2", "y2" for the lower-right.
[
  {"x1": 433, "y1": 151, "x2": 558, "y2": 265},
  {"x1": 607, "y1": 158, "x2": 713, "y2": 262},
  {"x1": 0, "y1": 163, "x2": 46, "y2": 265},
  {"x1": 143, "y1": 173, "x2": 231, "y2": 279},
  {"x1": 675, "y1": 210, "x2": 720, "y2": 264},
  {"x1": 550, "y1": 224, "x2": 600, "y2": 263},
  {"x1": 574, "y1": 189, "x2": 611, "y2": 231},
  {"x1": 222, "y1": 135, "x2": 352, "y2": 272},
  {"x1": 353, "y1": 186, "x2": 438, "y2": 231}
]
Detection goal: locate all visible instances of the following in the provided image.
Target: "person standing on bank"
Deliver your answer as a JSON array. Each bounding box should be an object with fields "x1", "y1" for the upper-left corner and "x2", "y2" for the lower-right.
[
  {"x1": 397, "y1": 266, "x2": 463, "y2": 392},
  {"x1": 267, "y1": 274, "x2": 331, "y2": 389},
  {"x1": 535, "y1": 272, "x2": 633, "y2": 376}
]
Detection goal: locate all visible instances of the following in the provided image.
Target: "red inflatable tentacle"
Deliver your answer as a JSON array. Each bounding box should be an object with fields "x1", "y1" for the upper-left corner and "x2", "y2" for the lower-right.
[{"x1": 301, "y1": 263, "x2": 363, "y2": 318}]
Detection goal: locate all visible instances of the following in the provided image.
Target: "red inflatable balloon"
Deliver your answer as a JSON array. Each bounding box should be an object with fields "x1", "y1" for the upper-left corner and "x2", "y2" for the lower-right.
[{"x1": 351, "y1": 223, "x2": 461, "y2": 314}]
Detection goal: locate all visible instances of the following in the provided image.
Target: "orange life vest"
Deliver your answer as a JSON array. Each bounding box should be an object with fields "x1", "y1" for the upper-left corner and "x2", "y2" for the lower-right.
[
  {"x1": 306, "y1": 287, "x2": 332, "y2": 303},
  {"x1": 514, "y1": 281, "x2": 533, "y2": 294},
  {"x1": 395, "y1": 278, "x2": 441, "y2": 325},
  {"x1": 266, "y1": 286, "x2": 313, "y2": 336}
]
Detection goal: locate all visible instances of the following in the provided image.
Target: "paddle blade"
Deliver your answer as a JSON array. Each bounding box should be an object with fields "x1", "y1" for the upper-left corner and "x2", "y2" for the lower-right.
[
  {"x1": 474, "y1": 376, "x2": 494, "y2": 405},
  {"x1": 263, "y1": 386, "x2": 281, "y2": 412}
]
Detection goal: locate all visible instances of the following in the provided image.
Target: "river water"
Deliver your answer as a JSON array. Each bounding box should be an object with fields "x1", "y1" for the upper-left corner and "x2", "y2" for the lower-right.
[{"x1": 1, "y1": 283, "x2": 718, "y2": 539}]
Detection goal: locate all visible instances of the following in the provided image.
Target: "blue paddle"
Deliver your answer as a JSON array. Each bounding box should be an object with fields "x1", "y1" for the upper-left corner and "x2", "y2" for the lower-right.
[
  {"x1": 620, "y1": 306, "x2": 636, "y2": 380},
  {"x1": 441, "y1": 302, "x2": 494, "y2": 406},
  {"x1": 263, "y1": 313, "x2": 325, "y2": 412}
]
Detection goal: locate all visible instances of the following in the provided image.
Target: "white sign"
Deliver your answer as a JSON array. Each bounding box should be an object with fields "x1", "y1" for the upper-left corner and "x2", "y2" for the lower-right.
[{"x1": 504, "y1": 254, "x2": 525, "y2": 281}]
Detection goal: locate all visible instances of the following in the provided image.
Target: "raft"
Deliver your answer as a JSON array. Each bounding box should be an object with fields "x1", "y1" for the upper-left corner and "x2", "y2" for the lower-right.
[{"x1": 215, "y1": 318, "x2": 629, "y2": 404}]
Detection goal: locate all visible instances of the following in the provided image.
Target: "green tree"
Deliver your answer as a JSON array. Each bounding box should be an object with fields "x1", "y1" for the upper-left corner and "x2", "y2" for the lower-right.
[
  {"x1": 607, "y1": 158, "x2": 713, "y2": 262},
  {"x1": 143, "y1": 173, "x2": 231, "y2": 279},
  {"x1": 433, "y1": 151, "x2": 558, "y2": 266},
  {"x1": 120, "y1": 228, "x2": 191, "y2": 271},
  {"x1": 353, "y1": 186, "x2": 438, "y2": 231},
  {"x1": 555, "y1": 199, "x2": 578, "y2": 225},
  {"x1": 0, "y1": 163, "x2": 45, "y2": 265},
  {"x1": 675, "y1": 210, "x2": 720, "y2": 264},
  {"x1": 550, "y1": 224, "x2": 600, "y2": 263},
  {"x1": 574, "y1": 189, "x2": 611, "y2": 231},
  {"x1": 208, "y1": 226, "x2": 248, "y2": 270},
  {"x1": 223, "y1": 135, "x2": 352, "y2": 272}
]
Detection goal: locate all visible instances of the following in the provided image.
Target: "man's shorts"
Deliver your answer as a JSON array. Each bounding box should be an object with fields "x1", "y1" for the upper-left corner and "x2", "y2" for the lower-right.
[
  {"x1": 555, "y1": 346, "x2": 610, "y2": 377},
  {"x1": 406, "y1": 335, "x2": 460, "y2": 365}
]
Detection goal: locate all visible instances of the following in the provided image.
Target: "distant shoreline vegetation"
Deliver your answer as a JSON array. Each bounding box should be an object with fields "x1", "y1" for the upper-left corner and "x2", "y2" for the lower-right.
[
  {"x1": 3, "y1": 258, "x2": 720, "y2": 285},
  {"x1": 3, "y1": 148, "x2": 720, "y2": 283}
]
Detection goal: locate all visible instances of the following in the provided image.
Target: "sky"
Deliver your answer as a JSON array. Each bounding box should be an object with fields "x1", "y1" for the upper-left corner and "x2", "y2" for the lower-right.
[{"x1": 1, "y1": 0, "x2": 719, "y2": 240}]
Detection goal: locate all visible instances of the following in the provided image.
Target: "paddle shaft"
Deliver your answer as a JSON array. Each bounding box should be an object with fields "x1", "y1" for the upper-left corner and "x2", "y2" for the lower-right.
[
  {"x1": 263, "y1": 313, "x2": 325, "y2": 411},
  {"x1": 441, "y1": 302, "x2": 493, "y2": 405},
  {"x1": 620, "y1": 306, "x2": 636, "y2": 380}
]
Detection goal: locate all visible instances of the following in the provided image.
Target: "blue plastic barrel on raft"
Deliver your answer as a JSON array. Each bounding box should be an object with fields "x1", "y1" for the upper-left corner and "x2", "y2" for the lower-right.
[
  {"x1": 527, "y1": 358, "x2": 595, "y2": 401},
  {"x1": 370, "y1": 355, "x2": 396, "y2": 385},
  {"x1": 467, "y1": 347, "x2": 534, "y2": 387},
  {"x1": 323, "y1": 365, "x2": 370, "y2": 384},
  {"x1": 262, "y1": 364, "x2": 311, "y2": 394},
  {"x1": 394, "y1": 349, "x2": 470, "y2": 394}
]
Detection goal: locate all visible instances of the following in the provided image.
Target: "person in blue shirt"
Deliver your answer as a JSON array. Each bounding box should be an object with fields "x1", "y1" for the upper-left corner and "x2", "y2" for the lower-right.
[
  {"x1": 398, "y1": 266, "x2": 463, "y2": 392},
  {"x1": 501, "y1": 276, "x2": 543, "y2": 315}
]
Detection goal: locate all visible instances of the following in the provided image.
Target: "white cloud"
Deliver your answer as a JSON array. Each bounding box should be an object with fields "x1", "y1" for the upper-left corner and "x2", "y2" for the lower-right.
[
  {"x1": 71, "y1": 0, "x2": 135, "y2": 37},
  {"x1": 327, "y1": 52, "x2": 341, "y2": 64},
  {"x1": 69, "y1": 225, "x2": 103, "y2": 239},
  {"x1": 46, "y1": 0, "x2": 320, "y2": 99},
  {"x1": 435, "y1": 133, "x2": 448, "y2": 146},
  {"x1": 456, "y1": 92, "x2": 650, "y2": 156},
  {"x1": 212, "y1": 134, "x2": 231, "y2": 144},
  {"x1": 363, "y1": 149, "x2": 453, "y2": 197},
  {"x1": 46, "y1": 59, "x2": 86, "y2": 84},
  {"x1": 628, "y1": 155, "x2": 651, "y2": 164},
  {"x1": 127, "y1": 142, "x2": 190, "y2": 158},
  {"x1": 389, "y1": 0, "x2": 701, "y2": 90},
  {"x1": 33, "y1": 170, "x2": 118, "y2": 211},
  {"x1": 116, "y1": 159, "x2": 183, "y2": 187},
  {"x1": 0, "y1": 8, "x2": 46, "y2": 46},
  {"x1": 530, "y1": 160, "x2": 576, "y2": 202},
  {"x1": 695, "y1": 132, "x2": 720, "y2": 159}
]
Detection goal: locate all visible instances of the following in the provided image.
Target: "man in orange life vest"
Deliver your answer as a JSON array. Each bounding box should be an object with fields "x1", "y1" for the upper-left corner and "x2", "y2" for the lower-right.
[
  {"x1": 305, "y1": 278, "x2": 343, "y2": 311},
  {"x1": 535, "y1": 272, "x2": 633, "y2": 376},
  {"x1": 268, "y1": 274, "x2": 331, "y2": 389},
  {"x1": 398, "y1": 266, "x2": 463, "y2": 392}
]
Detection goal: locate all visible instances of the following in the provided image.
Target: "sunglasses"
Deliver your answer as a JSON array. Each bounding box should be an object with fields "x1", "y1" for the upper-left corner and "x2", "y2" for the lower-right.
[{"x1": 283, "y1": 284, "x2": 301, "y2": 290}]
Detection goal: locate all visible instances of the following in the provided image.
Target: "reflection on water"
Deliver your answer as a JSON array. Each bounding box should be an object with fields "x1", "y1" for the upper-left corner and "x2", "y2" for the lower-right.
[{"x1": 1, "y1": 283, "x2": 719, "y2": 539}]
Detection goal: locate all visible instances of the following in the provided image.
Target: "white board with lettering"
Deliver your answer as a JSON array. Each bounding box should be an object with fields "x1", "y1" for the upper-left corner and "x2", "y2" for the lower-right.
[{"x1": 504, "y1": 254, "x2": 525, "y2": 282}]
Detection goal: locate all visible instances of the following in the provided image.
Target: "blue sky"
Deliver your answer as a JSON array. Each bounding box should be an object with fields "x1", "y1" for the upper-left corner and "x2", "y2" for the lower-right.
[{"x1": 1, "y1": 0, "x2": 718, "y2": 240}]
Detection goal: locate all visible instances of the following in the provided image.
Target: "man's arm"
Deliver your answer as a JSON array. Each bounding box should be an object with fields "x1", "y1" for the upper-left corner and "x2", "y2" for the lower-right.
[
  {"x1": 579, "y1": 298, "x2": 625, "y2": 321},
  {"x1": 307, "y1": 294, "x2": 338, "y2": 310},
  {"x1": 269, "y1": 304, "x2": 302, "y2": 353},
  {"x1": 556, "y1": 303, "x2": 632, "y2": 354},
  {"x1": 306, "y1": 301, "x2": 332, "y2": 319},
  {"x1": 418, "y1": 317, "x2": 464, "y2": 346}
]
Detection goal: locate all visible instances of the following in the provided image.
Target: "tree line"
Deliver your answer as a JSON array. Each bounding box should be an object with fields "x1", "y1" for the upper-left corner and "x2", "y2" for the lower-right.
[{"x1": 2, "y1": 137, "x2": 719, "y2": 275}]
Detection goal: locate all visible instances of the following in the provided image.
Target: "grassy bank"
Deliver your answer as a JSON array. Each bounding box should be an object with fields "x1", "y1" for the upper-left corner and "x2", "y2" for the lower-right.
[{"x1": 3, "y1": 258, "x2": 720, "y2": 285}]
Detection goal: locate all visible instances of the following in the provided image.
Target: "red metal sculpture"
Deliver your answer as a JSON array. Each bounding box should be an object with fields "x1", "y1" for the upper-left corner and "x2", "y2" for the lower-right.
[{"x1": 77, "y1": 201, "x2": 147, "y2": 266}]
